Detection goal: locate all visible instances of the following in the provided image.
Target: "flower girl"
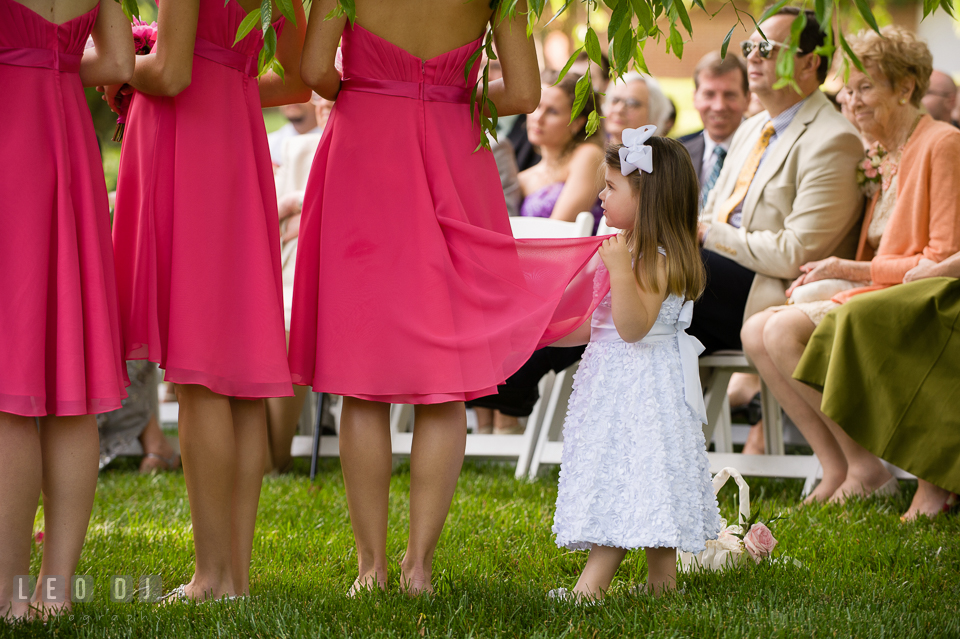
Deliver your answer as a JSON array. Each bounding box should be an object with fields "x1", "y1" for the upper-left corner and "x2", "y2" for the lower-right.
[{"x1": 550, "y1": 127, "x2": 721, "y2": 600}]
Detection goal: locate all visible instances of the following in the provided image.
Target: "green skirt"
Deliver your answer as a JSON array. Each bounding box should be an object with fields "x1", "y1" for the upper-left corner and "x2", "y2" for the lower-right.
[{"x1": 794, "y1": 278, "x2": 960, "y2": 494}]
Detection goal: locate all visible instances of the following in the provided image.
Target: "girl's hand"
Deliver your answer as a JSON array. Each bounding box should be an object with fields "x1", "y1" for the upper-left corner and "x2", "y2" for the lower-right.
[
  {"x1": 281, "y1": 214, "x2": 301, "y2": 243},
  {"x1": 903, "y1": 258, "x2": 939, "y2": 283},
  {"x1": 598, "y1": 234, "x2": 632, "y2": 275}
]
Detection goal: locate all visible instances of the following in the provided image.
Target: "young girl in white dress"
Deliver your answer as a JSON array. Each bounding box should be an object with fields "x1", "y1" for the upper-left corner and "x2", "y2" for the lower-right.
[{"x1": 549, "y1": 127, "x2": 722, "y2": 600}]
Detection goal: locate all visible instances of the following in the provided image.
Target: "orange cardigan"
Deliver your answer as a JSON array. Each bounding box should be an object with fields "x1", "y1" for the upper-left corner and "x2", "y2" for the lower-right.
[{"x1": 834, "y1": 116, "x2": 960, "y2": 304}]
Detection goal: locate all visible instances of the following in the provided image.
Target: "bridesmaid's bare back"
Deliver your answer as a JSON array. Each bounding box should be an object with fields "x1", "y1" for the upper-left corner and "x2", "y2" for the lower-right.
[
  {"x1": 354, "y1": 0, "x2": 494, "y2": 60},
  {"x1": 11, "y1": 0, "x2": 99, "y2": 24}
]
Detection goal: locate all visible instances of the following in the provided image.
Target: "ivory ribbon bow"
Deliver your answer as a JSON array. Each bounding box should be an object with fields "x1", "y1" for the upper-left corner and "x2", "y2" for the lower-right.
[
  {"x1": 643, "y1": 300, "x2": 707, "y2": 424},
  {"x1": 619, "y1": 125, "x2": 657, "y2": 176}
]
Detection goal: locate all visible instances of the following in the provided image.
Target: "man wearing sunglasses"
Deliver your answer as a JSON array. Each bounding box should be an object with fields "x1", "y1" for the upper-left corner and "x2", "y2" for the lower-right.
[{"x1": 689, "y1": 6, "x2": 864, "y2": 360}]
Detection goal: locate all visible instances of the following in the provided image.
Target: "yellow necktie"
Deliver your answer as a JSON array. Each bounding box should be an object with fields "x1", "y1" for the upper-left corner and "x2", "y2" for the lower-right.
[{"x1": 716, "y1": 122, "x2": 776, "y2": 224}]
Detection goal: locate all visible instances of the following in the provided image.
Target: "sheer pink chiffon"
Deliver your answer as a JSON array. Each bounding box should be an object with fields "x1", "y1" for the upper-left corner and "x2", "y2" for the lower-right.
[
  {"x1": 288, "y1": 24, "x2": 609, "y2": 404},
  {"x1": 0, "y1": 0, "x2": 128, "y2": 416},
  {"x1": 112, "y1": 0, "x2": 292, "y2": 399}
]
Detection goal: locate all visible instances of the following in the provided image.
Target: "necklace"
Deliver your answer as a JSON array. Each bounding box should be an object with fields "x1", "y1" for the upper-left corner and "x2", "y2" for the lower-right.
[{"x1": 878, "y1": 113, "x2": 923, "y2": 193}]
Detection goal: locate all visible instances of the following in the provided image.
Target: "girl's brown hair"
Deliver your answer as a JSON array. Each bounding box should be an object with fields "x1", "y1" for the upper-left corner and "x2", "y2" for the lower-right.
[{"x1": 604, "y1": 137, "x2": 705, "y2": 301}]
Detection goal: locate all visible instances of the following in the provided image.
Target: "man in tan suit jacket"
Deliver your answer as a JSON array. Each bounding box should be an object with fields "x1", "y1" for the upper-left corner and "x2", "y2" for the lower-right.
[{"x1": 690, "y1": 7, "x2": 864, "y2": 355}]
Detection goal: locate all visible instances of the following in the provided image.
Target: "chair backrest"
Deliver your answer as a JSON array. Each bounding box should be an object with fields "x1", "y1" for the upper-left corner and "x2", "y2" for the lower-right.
[
  {"x1": 596, "y1": 216, "x2": 615, "y2": 235},
  {"x1": 509, "y1": 211, "x2": 594, "y2": 239}
]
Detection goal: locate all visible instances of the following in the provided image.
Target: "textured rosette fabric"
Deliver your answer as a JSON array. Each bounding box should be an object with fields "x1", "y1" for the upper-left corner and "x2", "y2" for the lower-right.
[{"x1": 552, "y1": 294, "x2": 722, "y2": 554}]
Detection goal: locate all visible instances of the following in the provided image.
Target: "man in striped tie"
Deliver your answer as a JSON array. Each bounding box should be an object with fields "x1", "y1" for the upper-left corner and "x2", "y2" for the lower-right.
[
  {"x1": 688, "y1": 7, "x2": 864, "y2": 359},
  {"x1": 680, "y1": 52, "x2": 750, "y2": 212}
]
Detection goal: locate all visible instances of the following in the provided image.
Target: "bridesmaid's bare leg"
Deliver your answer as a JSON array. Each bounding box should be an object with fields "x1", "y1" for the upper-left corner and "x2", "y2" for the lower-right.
[
  {"x1": 176, "y1": 384, "x2": 237, "y2": 600},
  {"x1": 0, "y1": 413, "x2": 42, "y2": 620},
  {"x1": 573, "y1": 544, "x2": 628, "y2": 600},
  {"x1": 264, "y1": 385, "x2": 309, "y2": 473},
  {"x1": 228, "y1": 398, "x2": 267, "y2": 595},
  {"x1": 33, "y1": 415, "x2": 100, "y2": 619},
  {"x1": 338, "y1": 397, "x2": 392, "y2": 592},
  {"x1": 742, "y1": 311, "x2": 846, "y2": 503},
  {"x1": 401, "y1": 402, "x2": 467, "y2": 595}
]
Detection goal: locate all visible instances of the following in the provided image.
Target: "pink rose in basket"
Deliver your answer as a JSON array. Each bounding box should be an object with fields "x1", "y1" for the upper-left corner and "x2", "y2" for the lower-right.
[{"x1": 743, "y1": 522, "x2": 777, "y2": 562}]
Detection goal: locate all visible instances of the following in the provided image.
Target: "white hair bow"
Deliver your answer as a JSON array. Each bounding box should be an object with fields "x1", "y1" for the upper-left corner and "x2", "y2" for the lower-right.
[{"x1": 619, "y1": 125, "x2": 657, "y2": 176}]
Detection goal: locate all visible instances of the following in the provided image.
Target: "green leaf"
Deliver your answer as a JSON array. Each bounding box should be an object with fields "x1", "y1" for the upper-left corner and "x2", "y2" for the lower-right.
[
  {"x1": 632, "y1": 40, "x2": 649, "y2": 74},
  {"x1": 260, "y1": 0, "x2": 272, "y2": 34},
  {"x1": 668, "y1": 0, "x2": 692, "y2": 35},
  {"x1": 601, "y1": 0, "x2": 618, "y2": 9},
  {"x1": 614, "y1": 30, "x2": 635, "y2": 75},
  {"x1": 556, "y1": 47, "x2": 583, "y2": 84},
  {"x1": 544, "y1": 0, "x2": 573, "y2": 28},
  {"x1": 814, "y1": 0, "x2": 830, "y2": 25},
  {"x1": 120, "y1": 0, "x2": 139, "y2": 20},
  {"x1": 272, "y1": 58, "x2": 285, "y2": 82},
  {"x1": 606, "y1": 0, "x2": 631, "y2": 44},
  {"x1": 275, "y1": 0, "x2": 296, "y2": 26},
  {"x1": 923, "y1": 0, "x2": 940, "y2": 17},
  {"x1": 338, "y1": 0, "x2": 356, "y2": 25},
  {"x1": 463, "y1": 46, "x2": 483, "y2": 87},
  {"x1": 939, "y1": 0, "x2": 956, "y2": 18},
  {"x1": 584, "y1": 28, "x2": 602, "y2": 66},
  {"x1": 630, "y1": 0, "x2": 653, "y2": 33},
  {"x1": 234, "y1": 8, "x2": 262, "y2": 45},
  {"x1": 257, "y1": 25, "x2": 277, "y2": 76},
  {"x1": 666, "y1": 23, "x2": 683, "y2": 58},
  {"x1": 586, "y1": 109, "x2": 600, "y2": 137},
  {"x1": 570, "y1": 73, "x2": 592, "y2": 123},
  {"x1": 719, "y1": 24, "x2": 735, "y2": 59},
  {"x1": 852, "y1": 0, "x2": 881, "y2": 33},
  {"x1": 838, "y1": 28, "x2": 865, "y2": 74}
]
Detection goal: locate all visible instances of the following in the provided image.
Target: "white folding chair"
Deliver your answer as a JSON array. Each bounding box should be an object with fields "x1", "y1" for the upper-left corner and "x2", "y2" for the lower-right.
[{"x1": 389, "y1": 211, "x2": 596, "y2": 478}]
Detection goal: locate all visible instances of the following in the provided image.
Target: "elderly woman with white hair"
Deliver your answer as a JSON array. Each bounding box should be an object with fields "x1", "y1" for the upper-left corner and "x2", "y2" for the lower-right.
[{"x1": 604, "y1": 72, "x2": 671, "y2": 144}]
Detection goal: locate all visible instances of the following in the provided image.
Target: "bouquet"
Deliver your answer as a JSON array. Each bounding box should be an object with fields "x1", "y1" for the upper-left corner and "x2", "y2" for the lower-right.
[
  {"x1": 856, "y1": 143, "x2": 886, "y2": 198},
  {"x1": 112, "y1": 19, "x2": 158, "y2": 142}
]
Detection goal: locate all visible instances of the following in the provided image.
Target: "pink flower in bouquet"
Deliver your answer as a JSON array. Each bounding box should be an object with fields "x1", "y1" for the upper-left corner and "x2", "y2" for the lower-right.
[
  {"x1": 131, "y1": 19, "x2": 158, "y2": 56},
  {"x1": 743, "y1": 522, "x2": 777, "y2": 562},
  {"x1": 864, "y1": 166, "x2": 878, "y2": 179},
  {"x1": 34, "y1": 531, "x2": 44, "y2": 547}
]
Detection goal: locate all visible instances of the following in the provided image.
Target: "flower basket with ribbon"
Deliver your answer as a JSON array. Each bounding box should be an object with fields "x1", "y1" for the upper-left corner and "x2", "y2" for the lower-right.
[{"x1": 679, "y1": 467, "x2": 779, "y2": 572}]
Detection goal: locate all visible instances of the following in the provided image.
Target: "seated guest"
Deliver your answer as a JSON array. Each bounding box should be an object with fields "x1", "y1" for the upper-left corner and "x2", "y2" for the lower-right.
[
  {"x1": 794, "y1": 252, "x2": 960, "y2": 520},
  {"x1": 662, "y1": 97, "x2": 677, "y2": 137},
  {"x1": 603, "y1": 72, "x2": 670, "y2": 144},
  {"x1": 267, "y1": 101, "x2": 321, "y2": 168},
  {"x1": 470, "y1": 71, "x2": 604, "y2": 435},
  {"x1": 692, "y1": 7, "x2": 864, "y2": 358},
  {"x1": 922, "y1": 69, "x2": 957, "y2": 126},
  {"x1": 266, "y1": 94, "x2": 332, "y2": 473},
  {"x1": 681, "y1": 52, "x2": 750, "y2": 212},
  {"x1": 742, "y1": 27, "x2": 960, "y2": 503},
  {"x1": 484, "y1": 56, "x2": 523, "y2": 216},
  {"x1": 680, "y1": 51, "x2": 760, "y2": 448},
  {"x1": 518, "y1": 71, "x2": 605, "y2": 230}
]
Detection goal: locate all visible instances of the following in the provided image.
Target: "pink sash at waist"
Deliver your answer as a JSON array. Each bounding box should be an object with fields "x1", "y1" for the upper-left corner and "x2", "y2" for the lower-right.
[
  {"x1": 0, "y1": 46, "x2": 81, "y2": 72},
  {"x1": 193, "y1": 37, "x2": 257, "y2": 77},
  {"x1": 340, "y1": 77, "x2": 471, "y2": 104}
]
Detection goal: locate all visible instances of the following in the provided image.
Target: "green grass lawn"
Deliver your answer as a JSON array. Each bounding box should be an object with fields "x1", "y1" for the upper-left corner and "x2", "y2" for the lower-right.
[{"x1": 3, "y1": 459, "x2": 959, "y2": 638}]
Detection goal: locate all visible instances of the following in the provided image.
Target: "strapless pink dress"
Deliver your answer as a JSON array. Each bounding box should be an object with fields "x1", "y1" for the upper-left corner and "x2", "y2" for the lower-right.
[
  {"x1": 0, "y1": 0, "x2": 128, "y2": 416},
  {"x1": 112, "y1": 0, "x2": 292, "y2": 398},
  {"x1": 288, "y1": 24, "x2": 609, "y2": 404}
]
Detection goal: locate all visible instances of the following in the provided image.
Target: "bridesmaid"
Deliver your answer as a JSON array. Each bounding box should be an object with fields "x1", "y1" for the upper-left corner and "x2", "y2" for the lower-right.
[
  {"x1": 0, "y1": 0, "x2": 133, "y2": 620},
  {"x1": 106, "y1": 0, "x2": 309, "y2": 601}
]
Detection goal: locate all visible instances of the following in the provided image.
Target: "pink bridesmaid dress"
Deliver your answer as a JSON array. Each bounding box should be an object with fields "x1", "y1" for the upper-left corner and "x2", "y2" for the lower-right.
[
  {"x1": 0, "y1": 0, "x2": 128, "y2": 416},
  {"x1": 112, "y1": 0, "x2": 292, "y2": 398},
  {"x1": 288, "y1": 24, "x2": 609, "y2": 404}
]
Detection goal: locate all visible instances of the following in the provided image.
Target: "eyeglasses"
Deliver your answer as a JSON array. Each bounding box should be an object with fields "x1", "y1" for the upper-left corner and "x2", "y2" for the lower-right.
[
  {"x1": 607, "y1": 96, "x2": 645, "y2": 110},
  {"x1": 740, "y1": 39, "x2": 794, "y2": 60}
]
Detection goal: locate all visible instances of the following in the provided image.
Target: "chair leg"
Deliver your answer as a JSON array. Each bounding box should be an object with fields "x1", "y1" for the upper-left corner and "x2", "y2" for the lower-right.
[
  {"x1": 515, "y1": 373, "x2": 554, "y2": 480},
  {"x1": 310, "y1": 392, "x2": 324, "y2": 482},
  {"x1": 713, "y1": 394, "x2": 734, "y2": 453},
  {"x1": 759, "y1": 382, "x2": 785, "y2": 455},
  {"x1": 701, "y1": 368, "x2": 734, "y2": 450}
]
